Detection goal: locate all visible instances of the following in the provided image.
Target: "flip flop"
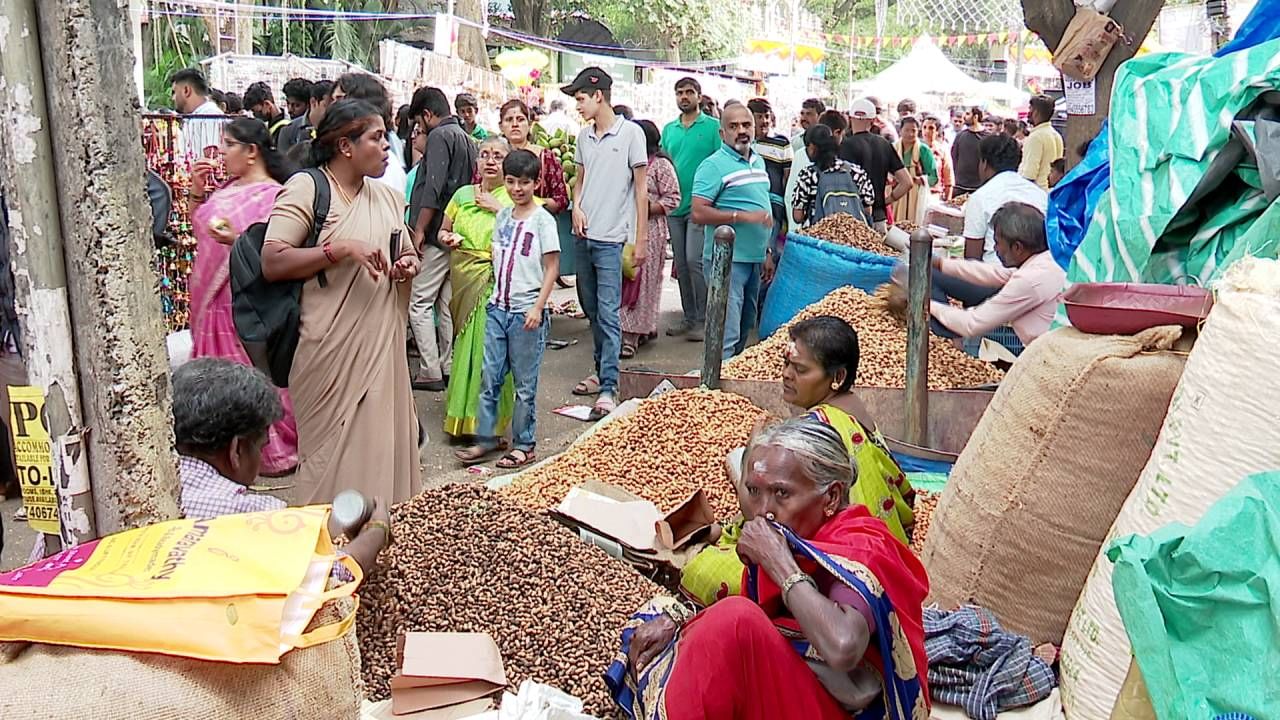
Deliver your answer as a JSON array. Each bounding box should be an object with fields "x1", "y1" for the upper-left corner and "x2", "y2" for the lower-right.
[
  {"x1": 454, "y1": 444, "x2": 500, "y2": 466},
  {"x1": 496, "y1": 449, "x2": 537, "y2": 469},
  {"x1": 589, "y1": 394, "x2": 617, "y2": 421},
  {"x1": 573, "y1": 374, "x2": 601, "y2": 396}
]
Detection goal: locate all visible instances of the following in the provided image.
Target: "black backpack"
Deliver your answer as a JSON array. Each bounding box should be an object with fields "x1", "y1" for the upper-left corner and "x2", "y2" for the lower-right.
[
  {"x1": 230, "y1": 168, "x2": 330, "y2": 388},
  {"x1": 813, "y1": 166, "x2": 869, "y2": 225}
]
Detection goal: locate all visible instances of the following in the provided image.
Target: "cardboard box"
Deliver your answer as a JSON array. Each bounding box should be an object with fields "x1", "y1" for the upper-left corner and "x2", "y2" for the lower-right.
[{"x1": 390, "y1": 633, "x2": 506, "y2": 716}]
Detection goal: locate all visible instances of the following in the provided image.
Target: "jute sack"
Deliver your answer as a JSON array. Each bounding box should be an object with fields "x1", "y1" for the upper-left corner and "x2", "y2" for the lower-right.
[
  {"x1": 0, "y1": 598, "x2": 362, "y2": 720},
  {"x1": 921, "y1": 325, "x2": 1187, "y2": 645},
  {"x1": 1060, "y1": 257, "x2": 1280, "y2": 720}
]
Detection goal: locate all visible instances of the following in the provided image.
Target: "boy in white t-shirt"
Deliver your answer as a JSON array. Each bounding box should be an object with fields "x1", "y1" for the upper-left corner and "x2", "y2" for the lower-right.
[{"x1": 454, "y1": 149, "x2": 560, "y2": 468}]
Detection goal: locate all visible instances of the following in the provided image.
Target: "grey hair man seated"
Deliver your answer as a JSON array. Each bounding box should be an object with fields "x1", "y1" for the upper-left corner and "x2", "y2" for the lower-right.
[{"x1": 172, "y1": 358, "x2": 391, "y2": 576}]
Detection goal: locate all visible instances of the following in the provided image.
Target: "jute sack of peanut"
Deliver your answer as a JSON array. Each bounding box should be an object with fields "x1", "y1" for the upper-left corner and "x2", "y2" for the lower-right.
[
  {"x1": 921, "y1": 325, "x2": 1188, "y2": 647},
  {"x1": 1060, "y1": 257, "x2": 1280, "y2": 720}
]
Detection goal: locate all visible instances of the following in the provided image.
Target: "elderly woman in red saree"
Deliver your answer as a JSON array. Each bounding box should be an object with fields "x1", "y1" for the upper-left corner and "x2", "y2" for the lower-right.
[
  {"x1": 188, "y1": 117, "x2": 298, "y2": 475},
  {"x1": 606, "y1": 417, "x2": 929, "y2": 720}
]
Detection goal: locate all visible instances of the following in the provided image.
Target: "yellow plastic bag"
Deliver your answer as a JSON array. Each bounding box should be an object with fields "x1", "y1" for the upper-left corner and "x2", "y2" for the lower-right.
[{"x1": 0, "y1": 505, "x2": 360, "y2": 663}]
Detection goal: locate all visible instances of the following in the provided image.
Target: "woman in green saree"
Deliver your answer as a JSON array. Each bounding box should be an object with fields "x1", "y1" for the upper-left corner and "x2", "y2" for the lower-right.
[{"x1": 441, "y1": 136, "x2": 516, "y2": 440}]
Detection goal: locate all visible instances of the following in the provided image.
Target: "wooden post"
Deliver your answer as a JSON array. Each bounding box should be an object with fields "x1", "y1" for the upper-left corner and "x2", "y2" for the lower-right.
[
  {"x1": 31, "y1": 0, "x2": 181, "y2": 535},
  {"x1": 904, "y1": 229, "x2": 931, "y2": 447},
  {"x1": 1023, "y1": 0, "x2": 1167, "y2": 166},
  {"x1": 700, "y1": 225, "x2": 736, "y2": 390}
]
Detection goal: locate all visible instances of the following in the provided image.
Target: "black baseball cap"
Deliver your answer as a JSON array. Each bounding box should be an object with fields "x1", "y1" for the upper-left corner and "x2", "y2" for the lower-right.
[{"x1": 561, "y1": 67, "x2": 612, "y2": 96}]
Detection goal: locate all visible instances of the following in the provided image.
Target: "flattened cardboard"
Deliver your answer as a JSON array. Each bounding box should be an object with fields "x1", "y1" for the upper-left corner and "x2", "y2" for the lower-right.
[{"x1": 390, "y1": 633, "x2": 506, "y2": 715}]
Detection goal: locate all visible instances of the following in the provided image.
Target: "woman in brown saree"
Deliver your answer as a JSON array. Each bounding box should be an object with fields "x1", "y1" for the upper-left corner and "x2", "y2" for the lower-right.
[{"x1": 262, "y1": 99, "x2": 423, "y2": 504}]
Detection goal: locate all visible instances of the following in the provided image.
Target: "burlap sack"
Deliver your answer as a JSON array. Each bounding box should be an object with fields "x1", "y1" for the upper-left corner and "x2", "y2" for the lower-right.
[
  {"x1": 0, "y1": 598, "x2": 362, "y2": 719},
  {"x1": 920, "y1": 325, "x2": 1187, "y2": 645},
  {"x1": 1060, "y1": 258, "x2": 1280, "y2": 720}
]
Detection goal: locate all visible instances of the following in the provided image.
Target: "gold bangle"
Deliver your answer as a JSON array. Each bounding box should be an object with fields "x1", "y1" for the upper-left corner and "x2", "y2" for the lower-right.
[
  {"x1": 365, "y1": 520, "x2": 393, "y2": 548},
  {"x1": 781, "y1": 571, "x2": 817, "y2": 604}
]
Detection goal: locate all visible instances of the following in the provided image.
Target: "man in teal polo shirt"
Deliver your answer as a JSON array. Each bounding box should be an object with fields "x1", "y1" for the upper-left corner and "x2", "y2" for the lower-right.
[
  {"x1": 661, "y1": 77, "x2": 722, "y2": 342},
  {"x1": 690, "y1": 103, "x2": 774, "y2": 360}
]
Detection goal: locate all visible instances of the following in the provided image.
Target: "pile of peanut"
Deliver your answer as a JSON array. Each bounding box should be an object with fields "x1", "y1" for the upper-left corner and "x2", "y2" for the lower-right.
[
  {"x1": 949, "y1": 194, "x2": 970, "y2": 208},
  {"x1": 499, "y1": 389, "x2": 764, "y2": 517},
  {"x1": 910, "y1": 490, "x2": 939, "y2": 556},
  {"x1": 895, "y1": 221, "x2": 920, "y2": 233},
  {"x1": 723, "y1": 286, "x2": 1004, "y2": 389},
  {"x1": 802, "y1": 214, "x2": 895, "y2": 256},
  {"x1": 357, "y1": 484, "x2": 661, "y2": 717}
]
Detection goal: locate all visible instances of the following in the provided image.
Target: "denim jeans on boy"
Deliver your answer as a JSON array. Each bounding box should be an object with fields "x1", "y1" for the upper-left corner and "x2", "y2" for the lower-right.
[
  {"x1": 705, "y1": 261, "x2": 762, "y2": 360},
  {"x1": 475, "y1": 305, "x2": 549, "y2": 452},
  {"x1": 573, "y1": 237, "x2": 623, "y2": 393}
]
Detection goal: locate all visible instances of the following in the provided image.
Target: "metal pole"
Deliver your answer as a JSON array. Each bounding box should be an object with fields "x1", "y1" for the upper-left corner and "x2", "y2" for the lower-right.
[
  {"x1": 0, "y1": 0, "x2": 96, "y2": 552},
  {"x1": 701, "y1": 225, "x2": 736, "y2": 390},
  {"x1": 904, "y1": 229, "x2": 931, "y2": 446}
]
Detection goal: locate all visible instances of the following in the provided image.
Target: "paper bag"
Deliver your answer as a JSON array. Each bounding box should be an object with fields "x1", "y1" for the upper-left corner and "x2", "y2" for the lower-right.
[{"x1": 391, "y1": 633, "x2": 506, "y2": 715}]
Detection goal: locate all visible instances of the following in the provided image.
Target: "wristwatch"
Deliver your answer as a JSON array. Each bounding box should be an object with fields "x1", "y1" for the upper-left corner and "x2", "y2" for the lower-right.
[{"x1": 781, "y1": 571, "x2": 817, "y2": 604}]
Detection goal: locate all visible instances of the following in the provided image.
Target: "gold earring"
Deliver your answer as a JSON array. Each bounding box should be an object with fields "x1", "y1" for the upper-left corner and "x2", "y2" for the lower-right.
[
  {"x1": 825, "y1": 508, "x2": 834, "y2": 516},
  {"x1": 830, "y1": 381, "x2": 840, "y2": 390},
  {"x1": 248, "y1": 158, "x2": 255, "y2": 165},
  {"x1": 344, "y1": 152, "x2": 352, "y2": 158}
]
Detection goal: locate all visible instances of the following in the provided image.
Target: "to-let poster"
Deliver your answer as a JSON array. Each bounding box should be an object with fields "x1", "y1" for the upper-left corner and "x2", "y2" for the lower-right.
[{"x1": 8, "y1": 386, "x2": 60, "y2": 534}]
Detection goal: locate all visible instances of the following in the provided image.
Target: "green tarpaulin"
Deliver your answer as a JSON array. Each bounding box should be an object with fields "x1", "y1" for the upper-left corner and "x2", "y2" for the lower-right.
[
  {"x1": 1063, "y1": 40, "x2": 1280, "y2": 304},
  {"x1": 1108, "y1": 470, "x2": 1280, "y2": 720}
]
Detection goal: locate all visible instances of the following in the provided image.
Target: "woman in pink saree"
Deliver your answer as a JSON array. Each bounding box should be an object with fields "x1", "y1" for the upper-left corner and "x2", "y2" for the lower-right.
[{"x1": 189, "y1": 117, "x2": 299, "y2": 475}]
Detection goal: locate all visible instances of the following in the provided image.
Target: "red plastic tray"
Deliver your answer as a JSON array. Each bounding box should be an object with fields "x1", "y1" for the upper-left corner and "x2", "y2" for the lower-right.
[{"x1": 1063, "y1": 283, "x2": 1213, "y2": 335}]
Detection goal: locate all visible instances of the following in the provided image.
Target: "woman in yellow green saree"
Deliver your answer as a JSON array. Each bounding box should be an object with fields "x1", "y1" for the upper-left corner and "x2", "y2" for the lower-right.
[
  {"x1": 681, "y1": 316, "x2": 914, "y2": 606},
  {"x1": 441, "y1": 136, "x2": 515, "y2": 440}
]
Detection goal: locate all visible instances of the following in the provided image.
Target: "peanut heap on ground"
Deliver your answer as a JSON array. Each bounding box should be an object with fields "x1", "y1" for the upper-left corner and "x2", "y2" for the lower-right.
[
  {"x1": 724, "y1": 286, "x2": 1004, "y2": 389},
  {"x1": 499, "y1": 389, "x2": 766, "y2": 518},
  {"x1": 357, "y1": 484, "x2": 661, "y2": 718}
]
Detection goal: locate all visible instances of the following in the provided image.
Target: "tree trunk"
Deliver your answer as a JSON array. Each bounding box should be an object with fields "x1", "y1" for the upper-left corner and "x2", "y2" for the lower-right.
[
  {"x1": 511, "y1": 0, "x2": 546, "y2": 36},
  {"x1": 455, "y1": 0, "x2": 490, "y2": 69},
  {"x1": 33, "y1": 0, "x2": 181, "y2": 535},
  {"x1": 1023, "y1": 0, "x2": 1167, "y2": 167}
]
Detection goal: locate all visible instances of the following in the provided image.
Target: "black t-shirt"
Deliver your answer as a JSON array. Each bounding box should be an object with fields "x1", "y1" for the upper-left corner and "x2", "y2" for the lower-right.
[
  {"x1": 838, "y1": 132, "x2": 905, "y2": 222},
  {"x1": 951, "y1": 129, "x2": 984, "y2": 192}
]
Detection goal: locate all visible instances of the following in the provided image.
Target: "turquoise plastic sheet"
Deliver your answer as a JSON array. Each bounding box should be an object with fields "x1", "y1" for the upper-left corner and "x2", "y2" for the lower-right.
[{"x1": 1108, "y1": 471, "x2": 1280, "y2": 720}]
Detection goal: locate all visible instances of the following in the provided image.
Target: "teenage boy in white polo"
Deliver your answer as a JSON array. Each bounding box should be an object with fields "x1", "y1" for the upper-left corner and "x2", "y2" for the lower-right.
[{"x1": 565, "y1": 67, "x2": 648, "y2": 419}]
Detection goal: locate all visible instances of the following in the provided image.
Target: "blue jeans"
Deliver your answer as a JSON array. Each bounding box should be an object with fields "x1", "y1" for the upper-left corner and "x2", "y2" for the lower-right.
[
  {"x1": 574, "y1": 238, "x2": 623, "y2": 394},
  {"x1": 705, "y1": 261, "x2": 762, "y2": 360},
  {"x1": 476, "y1": 305, "x2": 548, "y2": 452}
]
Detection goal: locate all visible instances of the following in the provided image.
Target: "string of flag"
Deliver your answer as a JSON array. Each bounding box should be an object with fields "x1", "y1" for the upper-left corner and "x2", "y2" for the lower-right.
[{"x1": 800, "y1": 29, "x2": 1046, "y2": 49}]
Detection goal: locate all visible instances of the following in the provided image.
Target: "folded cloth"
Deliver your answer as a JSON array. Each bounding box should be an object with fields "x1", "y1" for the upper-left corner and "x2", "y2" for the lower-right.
[{"x1": 923, "y1": 605, "x2": 1056, "y2": 720}]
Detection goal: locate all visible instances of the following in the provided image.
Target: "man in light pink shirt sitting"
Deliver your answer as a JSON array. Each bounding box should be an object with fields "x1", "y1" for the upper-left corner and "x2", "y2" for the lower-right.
[{"x1": 929, "y1": 202, "x2": 1066, "y2": 348}]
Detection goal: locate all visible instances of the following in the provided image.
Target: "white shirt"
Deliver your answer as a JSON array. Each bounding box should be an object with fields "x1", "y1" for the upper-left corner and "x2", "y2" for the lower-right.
[
  {"x1": 541, "y1": 110, "x2": 579, "y2": 138},
  {"x1": 963, "y1": 171, "x2": 1049, "y2": 264},
  {"x1": 784, "y1": 131, "x2": 813, "y2": 232},
  {"x1": 490, "y1": 206, "x2": 561, "y2": 313},
  {"x1": 372, "y1": 147, "x2": 408, "y2": 194},
  {"x1": 181, "y1": 99, "x2": 227, "y2": 160}
]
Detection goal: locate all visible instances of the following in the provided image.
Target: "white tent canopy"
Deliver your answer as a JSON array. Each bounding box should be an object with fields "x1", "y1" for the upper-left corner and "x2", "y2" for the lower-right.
[{"x1": 853, "y1": 34, "x2": 988, "y2": 102}]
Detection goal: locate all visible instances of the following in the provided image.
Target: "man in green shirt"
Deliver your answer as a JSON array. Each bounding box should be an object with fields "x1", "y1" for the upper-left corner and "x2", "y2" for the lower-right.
[{"x1": 661, "y1": 77, "x2": 721, "y2": 341}]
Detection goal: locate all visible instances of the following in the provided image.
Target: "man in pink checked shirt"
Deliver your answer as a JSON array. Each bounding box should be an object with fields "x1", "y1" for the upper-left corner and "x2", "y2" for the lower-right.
[{"x1": 927, "y1": 202, "x2": 1066, "y2": 350}]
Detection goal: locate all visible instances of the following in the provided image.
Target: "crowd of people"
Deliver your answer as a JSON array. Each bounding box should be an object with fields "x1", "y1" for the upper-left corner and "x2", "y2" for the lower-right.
[
  {"x1": 163, "y1": 63, "x2": 1066, "y2": 499},
  {"x1": 138, "y1": 61, "x2": 1083, "y2": 720}
]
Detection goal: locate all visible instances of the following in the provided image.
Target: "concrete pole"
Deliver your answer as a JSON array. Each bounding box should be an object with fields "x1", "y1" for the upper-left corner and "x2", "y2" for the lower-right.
[
  {"x1": 904, "y1": 229, "x2": 932, "y2": 447},
  {"x1": 0, "y1": 0, "x2": 97, "y2": 552},
  {"x1": 32, "y1": 0, "x2": 181, "y2": 535},
  {"x1": 700, "y1": 226, "x2": 735, "y2": 390}
]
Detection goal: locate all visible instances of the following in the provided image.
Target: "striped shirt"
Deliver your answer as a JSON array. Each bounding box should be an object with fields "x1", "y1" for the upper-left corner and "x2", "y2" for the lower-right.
[
  {"x1": 692, "y1": 143, "x2": 773, "y2": 264},
  {"x1": 490, "y1": 206, "x2": 560, "y2": 313}
]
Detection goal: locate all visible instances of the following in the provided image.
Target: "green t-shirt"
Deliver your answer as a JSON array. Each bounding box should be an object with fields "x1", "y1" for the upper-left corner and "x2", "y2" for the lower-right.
[{"x1": 661, "y1": 112, "x2": 722, "y2": 217}]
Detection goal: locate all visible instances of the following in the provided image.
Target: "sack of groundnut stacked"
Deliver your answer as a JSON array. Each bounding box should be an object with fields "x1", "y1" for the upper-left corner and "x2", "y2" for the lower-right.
[
  {"x1": 0, "y1": 598, "x2": 362, "y2": 720},
  {"x1": 1059, "y1": 257, "x2": 1280, "y2": 720},
  {"x1": 921, "y1": 324, "x2": 1188, "y2": 645}
]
